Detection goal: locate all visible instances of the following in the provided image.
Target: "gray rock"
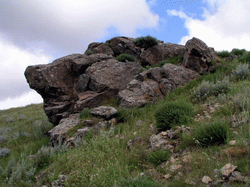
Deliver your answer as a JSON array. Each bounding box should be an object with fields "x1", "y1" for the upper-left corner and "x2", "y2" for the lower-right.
[
  {"x1": 48, "y1": 114, "x2": 79, "y2": 146},
  {"x1": 85, "y1": 42, "x2": 114, "y2": 56},
  {"x1": 91, "y1": 106, "x2": 117, "y2": 119}
]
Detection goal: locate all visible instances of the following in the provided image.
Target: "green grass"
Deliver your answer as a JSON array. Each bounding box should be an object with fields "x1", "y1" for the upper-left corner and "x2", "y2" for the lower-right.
[
  {"x1": 116, "y1": 54, "x2": 135, "y2": 62},
  {"x1": 135, "y1": 35, "x2": 158, "y2": 49}
]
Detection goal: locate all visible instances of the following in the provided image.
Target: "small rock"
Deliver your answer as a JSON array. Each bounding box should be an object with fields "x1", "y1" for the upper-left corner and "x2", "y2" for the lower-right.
[
  {"x1": 202, "y1": 175, "x2": 212, "y2": 184},
  {"x1": 170, "y1": 164, "x2": 182, "y2": 172},
  {"x1": 185, "y1": 178, "x2": 196, "y2": 185},
  {"x1": 229, "y1": 140, "x2": 236, "y2": 146},
  {"x1": 91, "y1": 106, "x2": 117, "y2": 119},
  {"x1": 136, "y1": 120, "x2": 143, "y2": 127},
  {"x1": 221, "y1": 163, "x2": 237, "y2": 178},
  {"x1": 170, "y1": 157, "x2": 176, "y2": 164},
  {"x1": 182, "y1": 154, "x2": 192, "y2": 163},
  {"x1": 161, "y1": 131, "x2": 168, "y2": 136},
  {"x1": 230, "y1": 171, "x2": 242, "y2": 181},
  {"x1": 163, "y1": 174, "x2": 171, "y2": 179},
  {"x1": 133, "y1": 132, "x2": 137, "y2": 135}
]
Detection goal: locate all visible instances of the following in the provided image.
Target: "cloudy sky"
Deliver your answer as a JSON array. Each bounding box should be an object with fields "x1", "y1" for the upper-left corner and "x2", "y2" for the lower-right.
[{"x1": 1, "y1": 0, "x2": 250, "y2": 110}]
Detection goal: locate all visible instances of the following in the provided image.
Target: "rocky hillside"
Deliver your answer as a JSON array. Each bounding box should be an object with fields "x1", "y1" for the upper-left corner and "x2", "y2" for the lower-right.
[{"x1": 1, "y1": 36, "x2": 249, "y2": 186}]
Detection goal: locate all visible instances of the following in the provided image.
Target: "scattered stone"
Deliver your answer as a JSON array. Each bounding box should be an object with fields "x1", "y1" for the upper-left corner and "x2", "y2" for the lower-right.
[
  {"x1": 91, "y1": 106, "x2": 117, "y2": 119},
  {"x1": 229, "y1": 140, "x2": 236, "y2": 146},
  {"x1": 163, "y1": 174, "x2": 171, "y2": 180},
  {"x1": 221, "y1": 163, "x2": 237, "y2": 178},
  {"x1": 185, "y1": 178, "x2": 196, "y2": 185},
  {"x1": 170, "y1": 164, "x2": 182, "y2": 172},
  {"x1": 202, "y1": 175, "x2": 212, "y2": 184},
  {"x1": 51, "y1": 175, "x2": 68, "y2": 187},
  {"x1": 170, "y1": 157, "x2": 177, "y2": 164},
  {"x1": 133, "y1": 132, "x2": 137, "y2": 135},
  {"x1": 127, "y1": 137, "x2": 148, "y2": 149},
  {"x1": 230, "y1": 171, "x2": 243, "y2": 182},
  {"x1": 182, "y1": 154, "x2": 192, "y2": 163}
]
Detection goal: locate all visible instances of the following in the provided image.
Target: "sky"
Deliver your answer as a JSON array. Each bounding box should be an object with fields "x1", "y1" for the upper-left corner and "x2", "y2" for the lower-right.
[{"x1": 0, "y1": 0, "x2": 250, "y2": 110}]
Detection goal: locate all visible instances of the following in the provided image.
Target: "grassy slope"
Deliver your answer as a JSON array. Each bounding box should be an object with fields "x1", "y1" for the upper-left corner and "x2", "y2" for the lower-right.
[{"x1": 0, "y1": 53, "x2": 250, "y2": 186}]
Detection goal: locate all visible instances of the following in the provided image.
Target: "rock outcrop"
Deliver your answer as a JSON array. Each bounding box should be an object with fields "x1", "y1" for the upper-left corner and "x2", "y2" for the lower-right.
[
  {"x1": 25, "y1": 36, "x2": 217, "y2": 125},
  {"x1": 183, "y1": 37, "x2": 218, "y2": 74}
]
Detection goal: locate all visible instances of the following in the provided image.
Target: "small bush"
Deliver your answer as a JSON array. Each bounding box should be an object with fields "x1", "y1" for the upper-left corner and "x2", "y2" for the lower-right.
[
  {"x1": 79, "y1": 108, "x2": 92, "y2": 119},
  {"x1": 135, "y1": 35, "x2": 158, "y2": 49},
  {"x1": 85, "y1": 51, "x2": 94, "y2": 56},
  {"x1": 217, "y1": 50, "x2": 230, "y2": 58},
  {"x1": 118, "y1": 176, "x2": 163, "y2": 187},
  {"x1": 193, "y1": 80, "x2": 212, "y2": 101},
  {"x1": 232, "y1": 63, "x2": 250, "y2": 80},
  {"x1": 239, "y1": 51, "x2": 250, "y2": 63},
  {"x1": 232, "y1": 48, "x2": 247, "y2": 56},
  {"x1": 155, "y1": 101, "x2": 195, "y2": 132},
  {"x1": 34, "y1": 146, "x2": 54, "y2": 169},
  {"x1": 116, "y1": 54, "x2": 135, "y2": 62},
  {"x1": 193, "y1": 121, "x2": 229, "y2": 147},
  {"x1": 193, "y1": 77, "x2": 230, "y2": 101},
  {"x1": 160, "y1": 55, "x2": 183, "y2": 65},
  {"x1": 232, "y1": 94, "x2": 249, "y2": 112},
  {"x1": 0, "y1": 134, "x2": 8, "y2": 143},
  {"x1": 147, "y1": 149, "x2": 171, "y2": 166},
  {"x1": 0, "y1": 147, "x2": 11, "y2": 158}
]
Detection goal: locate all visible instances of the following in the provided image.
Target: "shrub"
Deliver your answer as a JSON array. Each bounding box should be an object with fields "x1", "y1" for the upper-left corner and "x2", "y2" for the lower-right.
[
  {"x1": 159, "y1": 55, "x2": 183, "y2": 65},
  {"x1": 217, "y1": 50, "x2": 230, "y2": 58},
  {"x1": 34, "y1": 118, "x2": 53, "y2": 139},
  {"x1": 34, "y1": 146, "x2": 54, "y2": 169},
  {"x1": 232, "y1": 93, "x2": 249, "y2": 112},
  {"x1": 85, "y1": 51, "x2": 94, "y2": 56},
  {"x1": 135, "y1": 35, "x2": 158, "y2": 49},
  {"x1": 232, "y1": 63, "x2": 250, "y2": 80},
  {"x1": 0, "y1": 134, "x2": 8, "y2": 143},
  {"x1": 193, "y1": 80, "x2": 212, "y2": 101},
  {"x1": 117, "y1": 108, "x2": 131, "y2": 123},
  {"x1": 211, "y1": 77, "x2": 230, "y2": 96},
  {"x1": 79, "y1": 108, "x2": 92, "y2": 119},
  {"x1": 116, "y1": 54, "x2": 135, "y2": 62},
  {"x1": 193, "y1": 77, "x2": 230, "y2": 101},
  {"x1": 147, "y1": 149, "x2": 171, "y2": 166},
  {"x1": 118, "y1": 176, "x2": 163, "y2": 187},
  {"x1": 193, "y1": 121, "x2": 229, "y2": 147},
  {"x1": 0, "y1": 147, "x2": 11, "y2": 158},
  {"x1": 239, "y1": 51, "x2": 250, "y2": 63},
  {"x1": 232, "y1": 48, "x2": 246, "y2": 56},
  {"x1": 155, "y1": 101, "x2": 195, "y2": 132}
]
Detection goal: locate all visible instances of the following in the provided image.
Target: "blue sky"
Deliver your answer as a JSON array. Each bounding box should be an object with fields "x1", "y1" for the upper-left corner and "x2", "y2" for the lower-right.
[{"x1": 1, "y1": 0, "x2": 250, "y2": 110}]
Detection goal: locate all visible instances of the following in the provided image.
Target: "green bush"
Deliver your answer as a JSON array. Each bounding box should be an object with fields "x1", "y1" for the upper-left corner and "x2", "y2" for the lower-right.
[
  {"x1": 147, "y1": 149, "x2": 171, "y2": 166},
  {"x1": 232, "y1": 48, "x2": 247, "y2": 56},
  {"x1": 85, "y1": 51, "x2": 94, "y2": 56},
  {"x1": 193, "y1": 121, "x2": 229, "y2": 147},
  {"x1": 159, "y1": 55, "x2": 184, "y2": 65},
  {"x1": 135, "y1": 35, "x2": 158, "y2": 49},
  {"x1": 155, "y1": 101, "x2": 195, "y2": 132},
  {"x1": 116, "y1": 54, "x2": 135, "y2": 62},
  {"x1": 239, "y1": 51, "x2": 250, "y2": 63},
  {"x1": 79, "y1": 108, "x2": 92, "y2": 119},
  {"x1": 217, "y1": 50, "x2": 230, "y2": 58},
  {"x1": 232, "y1": 63, "x2": 250, "y2": 80},
  {"x1": 193, "y1": 77, "x2": 230, "y2": 101}
]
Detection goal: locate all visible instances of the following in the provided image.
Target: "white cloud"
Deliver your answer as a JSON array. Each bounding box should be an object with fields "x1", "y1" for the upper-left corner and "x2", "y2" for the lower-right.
[
  {"x1": 168, "y1": 0, "x2": 250, "y2": 51},
  {"x1": 0, "y1": 90, "x2": 43, "y2": 110},
  {"x1": 0, "y1": 0, "x2": 159, "y2": 55},
  {"x1": 0, "y1": 35, "x2": 51, "y2": 102}
]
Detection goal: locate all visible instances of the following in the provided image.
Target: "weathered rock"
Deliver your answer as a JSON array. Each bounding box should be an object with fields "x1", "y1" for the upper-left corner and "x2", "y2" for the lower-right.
[
  {"x1": 65, "y1": 126, "x2": 92, "y2": 147},
  {"x1": 118, "y1": 65, "x2": 198, "y2": 108},
  {"x1": 183, "y1": 37, "x2": 218, "y2": 74},
  {"x1": 25, "y1": 53, "x2": 112, "y2": 124},
  {"x1": 86, "y1": 59, "x2": 141, "y2": 93},
  {"x1": 140, "y1": 43, "x2": 186, "y2": 66},
  {"x1": 221, "y1": 163, "x2": 237, "y2": 178},
  {"x1": 48, "y1": 114, "x2": 79, "y2": 146},
  {"x1": 202, "y1": 175, "x2": 212, "y2": 184},
  {"x1": 162, "y1": 63, "x2": 199, "y2": 87},
  {"x1": 93, "y1": 121, "x2": 112, "y2": 135},
  {"x1": 127, "y1": 137, "x2": 148, "y2": 149},
  {"x1": 106, "y1": 36, "x2": 141, "y2": 57},
  {"x1": 85, "y1": 42, "x2": 114, "y2": 56},
  {"x1": 91, "y1": 106, "x2": 117, "y2": 119},
  {"x1": 149, "y1": 134, "x2": 169, "y2": 150}
]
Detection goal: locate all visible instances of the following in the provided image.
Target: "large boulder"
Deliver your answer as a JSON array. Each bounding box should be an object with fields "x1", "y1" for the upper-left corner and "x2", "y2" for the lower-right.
[
  {"x1": 105, "y1": 36, "x2": 141, "y2": 58},
  {"x1": 85, "y1": 42, "x2": 114, "y2": 56},
  {"x1": 85, "y1": 59, "x2": 141, "y2": 93},
  {"x1": 183, "y1": 37, "x2": 218, "y2": 74},
  {"x1": 140, "y1": 43, "x2": 186, "y2": 66},
  {"x1": 25, "y1": 53, "x2": 112, "y2": 124}
]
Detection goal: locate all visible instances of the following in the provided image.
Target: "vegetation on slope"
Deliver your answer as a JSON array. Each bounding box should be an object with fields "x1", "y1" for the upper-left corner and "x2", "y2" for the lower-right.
[{"x1": 1, "y1": 49, "x2": 250, "y2": 186}]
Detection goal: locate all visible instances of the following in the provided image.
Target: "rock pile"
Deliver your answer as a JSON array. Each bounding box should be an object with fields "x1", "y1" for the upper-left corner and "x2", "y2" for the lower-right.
[{"x1": 25, "y1": 36, "x2": 217, "y2": 126}]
